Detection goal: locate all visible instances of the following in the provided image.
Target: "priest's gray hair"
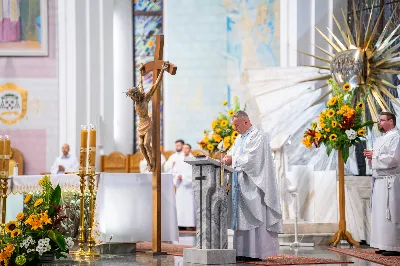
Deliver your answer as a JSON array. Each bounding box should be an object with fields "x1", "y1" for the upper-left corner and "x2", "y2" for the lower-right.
[{"x1": 232, "y1": 110, "x2": 249, "y2": 121}]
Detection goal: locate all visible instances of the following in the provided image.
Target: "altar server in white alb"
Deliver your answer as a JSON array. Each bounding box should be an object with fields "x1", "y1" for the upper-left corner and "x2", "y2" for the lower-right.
[
  {"x1": 172, "y1": 143, "x2": 196, "y2": 229},
  {"x1": 50, "y1": 144, "x2": 79, "y2": 174},
  {"x1": 223, "y1": 111, "x2": 282, "y2": 261},
  {"x1": 164, "y1": 139, "x2": 185, "y2": 173},
  {"x1": 364, "y1": 111, "x2": 400, "y2": 256}
]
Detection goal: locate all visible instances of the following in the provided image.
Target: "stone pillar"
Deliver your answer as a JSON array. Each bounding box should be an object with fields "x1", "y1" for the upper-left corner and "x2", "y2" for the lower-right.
[
  {"x1": 113, "y1": 0, "x2": 134, "y2": 154},
  {"x1": 184, "y1": 157, "x2": 236, "y2": 265}
]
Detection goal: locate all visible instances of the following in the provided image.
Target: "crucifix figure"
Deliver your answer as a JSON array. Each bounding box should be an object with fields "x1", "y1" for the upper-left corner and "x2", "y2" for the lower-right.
[
  {"x1": 126, "y1": 35, "x2": 177, "y2": 254},
  {"x1": 126, "y1": 62, "x2": 169, "y2": 172}
]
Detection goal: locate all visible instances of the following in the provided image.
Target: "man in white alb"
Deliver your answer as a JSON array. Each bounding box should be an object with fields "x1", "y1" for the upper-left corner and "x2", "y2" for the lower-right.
[
  {"x1": 364, "y1": 111, "x2": 400, "y2": 256},
  {"x1": 223, "y1": 111, "x2": 282, "y2": 262},
  {"x1": 50, "y1": 144, "x2": 79, "y2": 174},
  {"x1": 164, "y1": 139, "x2": 185, "y2": 173},
  {"x1": 172, "y1": 143, "x2": 196, "y2": 229}
]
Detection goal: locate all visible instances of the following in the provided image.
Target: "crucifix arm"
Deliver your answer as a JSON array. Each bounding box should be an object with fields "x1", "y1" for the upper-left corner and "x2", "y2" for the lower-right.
[
  {"x1": 145, "y1": 64, "x2": 167, "y2": 101},
  {"x1": 138, "y1": 64, "x2": 145, "y2": 93}
]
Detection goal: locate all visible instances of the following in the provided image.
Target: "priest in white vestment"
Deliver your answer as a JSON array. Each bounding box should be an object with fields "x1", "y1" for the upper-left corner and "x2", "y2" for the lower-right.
[
  {"x1": 50, "y1": 144, "x2": 79, "y2": 174},
  {"x1": 172, "y1": 144, "x2": 196, "y2": 228},
  {"x1": 224, "y1": 111, "x2": 282, "y2": 261},
  {"x1": 164, "y1": 139, "x2": 185, "y2": 173},
  {"x1": 364, "y1": 112, "x2": 400, "y2": 256}
]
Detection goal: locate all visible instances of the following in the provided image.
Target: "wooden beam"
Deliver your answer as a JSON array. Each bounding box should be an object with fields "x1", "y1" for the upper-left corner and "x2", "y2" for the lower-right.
[{"x1": 151, "y1": 35, "x2": 164, "y2": 255}]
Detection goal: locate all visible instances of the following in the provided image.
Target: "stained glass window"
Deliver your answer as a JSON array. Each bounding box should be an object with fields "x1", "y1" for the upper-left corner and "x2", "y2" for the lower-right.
[{"x1": 133, "y1": 0, "x2": 163, "y2": 152}]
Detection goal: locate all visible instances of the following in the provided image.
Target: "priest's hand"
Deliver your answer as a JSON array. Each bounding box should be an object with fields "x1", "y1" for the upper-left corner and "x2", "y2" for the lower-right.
[
  {"x1": 58, "y1": 165, "x2": 65, "y2": 172},
  {"x1": 178, "y1": 175, "x2": 182, "y2": 181},
  {"x1": 223, "y1": 155, "x2": 232, "y2": 166},
  {"x1": 363, "y1": 149, "x2": 373, "y2": 160}
]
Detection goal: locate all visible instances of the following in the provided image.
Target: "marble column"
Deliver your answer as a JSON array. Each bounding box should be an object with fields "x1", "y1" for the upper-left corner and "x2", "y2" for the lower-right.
[{"x1": 113, "y1": 0, "x2": 134, "y2": 154}]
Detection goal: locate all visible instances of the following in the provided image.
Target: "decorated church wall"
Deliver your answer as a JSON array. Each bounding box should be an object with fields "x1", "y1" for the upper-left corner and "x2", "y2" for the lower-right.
[
  {"x1": 164, "y1": 0, "x2": 281, "y2": 151},
  {"x1": 0, "y1": 0, "x2": 59, "y2": 174}
]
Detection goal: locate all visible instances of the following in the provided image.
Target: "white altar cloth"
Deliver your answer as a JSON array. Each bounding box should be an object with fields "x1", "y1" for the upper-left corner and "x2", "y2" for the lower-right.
[
  {"x1": 6, "y1": 173, "x2": 178, "y2": 243},
  {"x1": 96, "y1": 173, "x2": 178, "y2": 243}
]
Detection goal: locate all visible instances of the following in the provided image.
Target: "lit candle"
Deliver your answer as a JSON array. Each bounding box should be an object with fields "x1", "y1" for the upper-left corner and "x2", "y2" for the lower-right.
[
  {"x1": 80, "y1": 125, "x2": 88, "y2": 172},
  {"x1": 4, "y1": 135, "x2": 10, "y2": 177},
  {"x1": 0, "y1": 136, "x2": 4, "y2": 174},
  {"x1": 88, "y1": 124, "x2": 96, "y2": 168}
]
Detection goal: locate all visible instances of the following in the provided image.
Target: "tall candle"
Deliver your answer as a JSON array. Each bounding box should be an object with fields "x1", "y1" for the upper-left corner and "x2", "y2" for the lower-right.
[
  {"x1": 80, "y1": 125, "x2": 88, "y2": 172},
  {"x1": 0, "y1": 136, "x2": 4, "y2": 174},
  {"x1": 4, "y1": 135, "x2": 10, "y2": 176},
  {"x1": 88, "y1": 124, "x2": 96, "y2": 168}
]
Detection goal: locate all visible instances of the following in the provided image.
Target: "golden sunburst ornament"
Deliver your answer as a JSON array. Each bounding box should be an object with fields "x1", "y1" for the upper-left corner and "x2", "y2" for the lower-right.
[{"x1": 301, "y1": 0, "x2": 400, "y2": 123}]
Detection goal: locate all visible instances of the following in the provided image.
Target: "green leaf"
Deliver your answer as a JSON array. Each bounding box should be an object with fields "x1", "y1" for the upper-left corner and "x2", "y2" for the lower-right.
[
  {"x1": 326, "y1": 144, "x2": 333, "y2": 156},
  {"x1": 234, "y1": 96, "x2": 240, "y2": 111},
  {"x1": 360, "y1": 121, "x2": 375, "y2": 128},
  {"x1": 51, "y1": 185, "x2": 62, "y2": 205},
  {"x1": 47, "y1": 230, "x2": 67, "y2": 251},
  {"x1": 342, "y1": 146, "x2": 350, "y2": 163}
]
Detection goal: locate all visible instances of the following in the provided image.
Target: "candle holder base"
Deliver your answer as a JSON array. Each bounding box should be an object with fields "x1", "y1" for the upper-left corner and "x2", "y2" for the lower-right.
[{"x1": 70, "y1": 248, "x2": 86, "y2": 257}]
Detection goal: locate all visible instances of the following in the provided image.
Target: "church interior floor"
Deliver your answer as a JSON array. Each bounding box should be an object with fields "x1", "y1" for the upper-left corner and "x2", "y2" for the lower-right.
[{"x1": 54, "y1": 234, "x2": 381, "y2": 265}]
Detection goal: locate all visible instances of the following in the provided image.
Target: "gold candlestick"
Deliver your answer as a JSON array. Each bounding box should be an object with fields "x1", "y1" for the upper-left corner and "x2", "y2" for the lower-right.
[
  {"x1": 71, "y1": 126, "x2": 88, "y2": 257},
  {"x1": 85, "y1": 124, "x2": 99, "y2": 258},
  {"x1": 0, "y1": 136, "x2": 10, "y2": 232}
]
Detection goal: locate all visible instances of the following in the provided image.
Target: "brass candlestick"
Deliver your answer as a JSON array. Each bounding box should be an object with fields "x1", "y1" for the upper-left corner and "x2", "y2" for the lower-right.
[
  {"x1": 85, "y1": 124, "x2": 99, "y2": 258},
  {"x1": 71, "y1": 126, "x2": 88, "y2": 256},
  {"x1": 0, "y1": 135, "x2": 10, "y2": 232}
]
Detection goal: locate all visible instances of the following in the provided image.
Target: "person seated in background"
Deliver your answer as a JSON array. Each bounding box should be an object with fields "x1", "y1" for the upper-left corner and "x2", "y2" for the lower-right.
[
  {"x1": 164, "y1": 139, "x2": 185, "y2": 173},
  {"x1": 50, "y1": 144, "x2": 79, "y2": 174},
  {"x1": 140, "y1": 153, "x2": 167, "y2": 173},
  {"x1": 172, "y1": 143, "x2": 196, "y2": 230}
]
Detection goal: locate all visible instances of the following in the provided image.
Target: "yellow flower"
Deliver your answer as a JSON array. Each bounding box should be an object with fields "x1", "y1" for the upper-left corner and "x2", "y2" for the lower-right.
[
  {"x1": 215, "y1": 128, "x2": 221, "y2": 133},
  {"x1": 213, "y1": 134, "x2": 222, "y2": 142},
  {"x1": 311, "y1": 122, "x2": 317, "y2": 129},
  {"x1": 332, "y1": 121, "x2": 338, "y2": 128},
  {"x1": 319, "y1": 122, "x2": 326, "y2": 129},
  {"x1": 223, "y1": 141, "x2": 230, "y2": 149},
  {"x1": 358, "y1": 129, "x2": 366, "y2": 136},
  {"x1": 357, "y1": 102, "x2": 364, "y2": 109},
  {"x1": 329, "y1": 134, "x2": 337, "y2": 141},
  {"x1": 315, "y1": 131, "x2": 322, "y2": 140},
  {"x1": 228, "y1": 110, "x2": 235, "y2": 117},
  {"x1": 302, "y1": 137, "x2": 312, "y2": 148},
  {"x1": 232, "y1": 131, "x2": 239, "y2": 137},
  {"x1": 38, "y1": 179, "x2": 44, "y2": 186},
  {"x1": 220, "y1": 120, "x2": 228, "y2": 127},
  {"x1": 222, "y1": 100, "x2": 228, "y2": 106},
  {"x1": 336, "y1": 110, "x2": 344, "y2": 115},
  {"x1": 328, "y1": 97, "x2": 337, "y2": 106},
  {"x1": 318, "y1": 113, "x2": 325, "y2": 123},
  {"x1": 326, "y1": 109, "x2": 335, "y2": 118},
  {"x1": 325, "y1": 128, "x2": 331, "y2": 133},
  {"x1": 224, "y1": 136, "x2": 231, "y2": 143},
  {"x1": 34, "y1": 198, "x2": 44, "y2": 207},
  {"x1": 231, "y1": 135, "x2": 237, "y2": 143},
  {"x1": 343, "y1": 83, "x2": 351, "y2": 91},
  {"x1": 40, "y1": 212, "x2": 52, "y2": 225},
  {"x1": 5, "y1": 221, "x2": 18, "y2": 233},
  {"x1": 10, "y1": 229, "x2": 21, "y2": 238},
  {"x1": 24, "y1": 194, "x2": 32, "y2": 204},
  {"x1": 206, "y1": 144, "x2": 214, "y2": 151},
  {"x1": 212, "y1": 120, "x2": 218, "y2": 129},
  {"x1": 202, "y1": 136, "x2": 210, "y2": 143},
  {"x1": 16, "y1": 213, "x2": 24, "y2": 221}
]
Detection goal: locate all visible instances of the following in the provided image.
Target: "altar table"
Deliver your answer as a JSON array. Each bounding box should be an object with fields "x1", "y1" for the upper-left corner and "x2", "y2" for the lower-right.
[{"x1": 6, "y1": 173, "x2": 178, "y2": 243}]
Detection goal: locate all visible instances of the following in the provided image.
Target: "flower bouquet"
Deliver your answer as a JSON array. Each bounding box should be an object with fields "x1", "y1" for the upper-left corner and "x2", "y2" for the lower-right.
[
  {"x1": 198, "y1": 96, "x2": 244, "y2": 155},
  {"x1": 0, "y1": 176, "x2": 74, "y2": 265},
  {"x1": 302, "y1": 79, "x2": 375, "y2": 162}
]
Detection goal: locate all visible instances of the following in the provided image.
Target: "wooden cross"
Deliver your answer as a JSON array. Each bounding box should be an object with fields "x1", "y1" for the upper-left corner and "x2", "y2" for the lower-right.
[{"x1": 140, "y1": 35, "x2": 177, "y2": 254}]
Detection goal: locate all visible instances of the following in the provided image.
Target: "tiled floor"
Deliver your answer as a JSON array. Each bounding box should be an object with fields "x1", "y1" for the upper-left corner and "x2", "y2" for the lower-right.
[{"x1": 48, "y1": 234, "x2": 382, "y2": 265}]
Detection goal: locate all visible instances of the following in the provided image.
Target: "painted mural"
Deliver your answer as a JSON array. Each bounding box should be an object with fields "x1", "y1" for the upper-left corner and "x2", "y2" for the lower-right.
[{"x1": 223, "y1": 0, "x2": 280, "y2": 121}]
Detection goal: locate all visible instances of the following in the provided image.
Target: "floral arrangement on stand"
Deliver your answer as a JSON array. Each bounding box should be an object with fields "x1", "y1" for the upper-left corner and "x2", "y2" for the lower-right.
[
  {"x1": 0, "y1": 176, "x2": 74, "y2": 266},
  {"x1": 198, "y1": 96, "x2": 245, "y2": 156},
  {"x1": 302, "y1": 79, "x2": 374, "y2": 162}
]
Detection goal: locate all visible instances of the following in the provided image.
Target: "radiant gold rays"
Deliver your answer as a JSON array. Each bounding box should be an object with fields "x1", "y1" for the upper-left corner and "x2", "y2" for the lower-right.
[{"x1": 303, "y1": 0, "x2": 400, "y2": 123}]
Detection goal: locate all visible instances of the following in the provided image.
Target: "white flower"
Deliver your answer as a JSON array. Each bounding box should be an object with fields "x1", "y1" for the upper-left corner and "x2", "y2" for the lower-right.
[
  {"x1": 208, "y1": 132, "x2": 214, "y2": 140},
  {"x1": 345, "y1": 129, "x2": 357, "y2": 140},
  {"x1": 66, "y1": 237, "x2": 74, "y2": 249}
]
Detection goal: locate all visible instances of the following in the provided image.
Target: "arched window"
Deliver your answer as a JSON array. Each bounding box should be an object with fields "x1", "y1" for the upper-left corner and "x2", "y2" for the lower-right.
[{"x1": 133, "y1": 0, "x2": 163, "y2": 152}]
